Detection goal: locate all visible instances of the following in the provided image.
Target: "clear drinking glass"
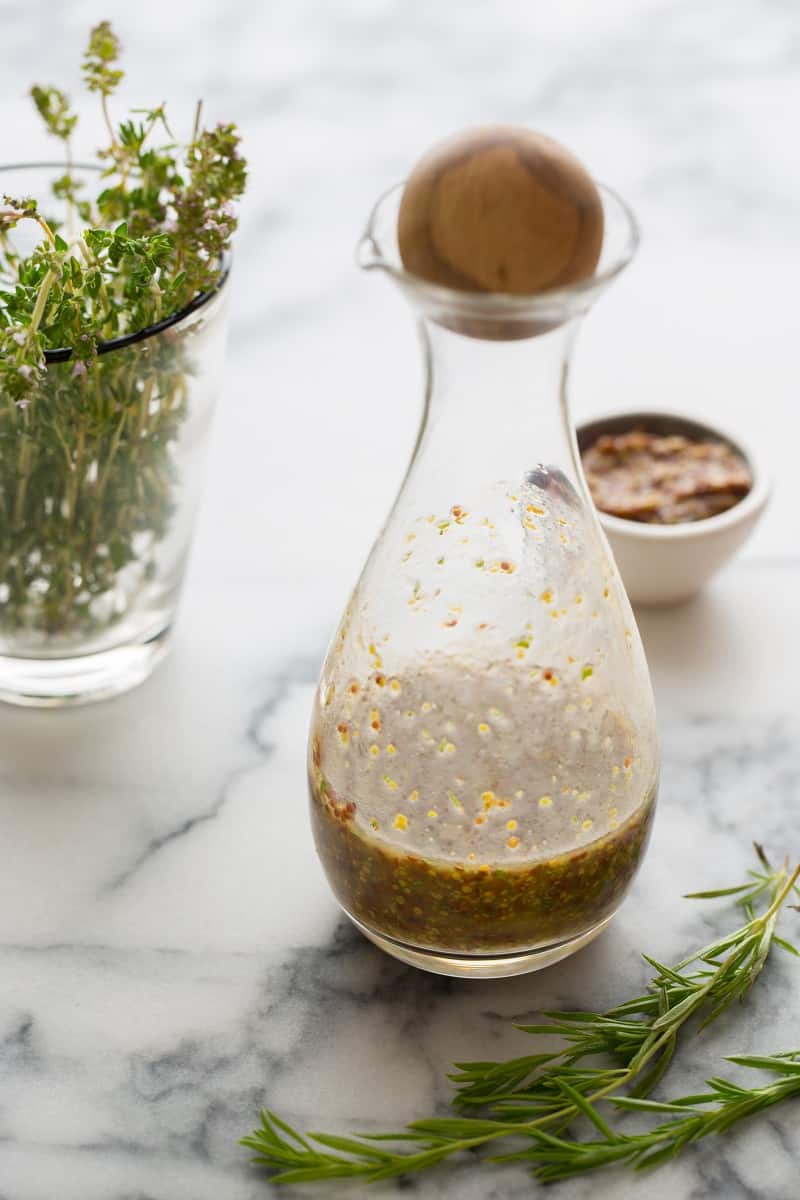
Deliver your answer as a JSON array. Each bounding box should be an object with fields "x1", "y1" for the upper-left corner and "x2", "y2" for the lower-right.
[
  {"x1": 308, "y1": 181, "x2": 659, "y2": 979},
  {"x1": 0, "y1": 164, "x2": 229, "y2": 706}
]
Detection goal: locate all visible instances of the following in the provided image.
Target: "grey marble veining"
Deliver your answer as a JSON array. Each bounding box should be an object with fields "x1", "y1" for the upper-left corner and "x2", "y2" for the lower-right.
[{"x1": 1, "y1": 2, "x2": 800, "y2": 1198}]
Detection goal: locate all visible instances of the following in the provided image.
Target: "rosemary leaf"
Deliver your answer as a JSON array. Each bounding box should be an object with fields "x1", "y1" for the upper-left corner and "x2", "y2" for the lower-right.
[{"x1": 242, "y1": 848, "x2": 800, "y2": 1186}]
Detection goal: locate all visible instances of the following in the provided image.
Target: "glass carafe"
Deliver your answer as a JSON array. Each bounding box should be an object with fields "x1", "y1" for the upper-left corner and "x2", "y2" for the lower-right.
[{"x1": 309, "y1": 182, "x2": 659, "y2": 978}]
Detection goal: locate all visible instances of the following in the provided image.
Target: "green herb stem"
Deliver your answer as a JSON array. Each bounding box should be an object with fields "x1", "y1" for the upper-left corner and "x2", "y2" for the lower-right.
[
  {"x1": 1, "y1": 21, "x2": 245, "y2": 638},
  {"x1": 241, "y1": 850, "x2": 800, "y2": 1186}
]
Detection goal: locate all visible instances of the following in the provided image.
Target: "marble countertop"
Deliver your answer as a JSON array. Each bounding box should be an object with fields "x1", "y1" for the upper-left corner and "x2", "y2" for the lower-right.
[{"x1": 1, "y1": 2, "x2": 799, "y2": 1197}]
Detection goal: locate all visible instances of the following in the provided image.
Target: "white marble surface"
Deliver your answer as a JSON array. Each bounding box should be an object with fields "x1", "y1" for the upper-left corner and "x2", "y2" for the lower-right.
[{"x1": 1, "y1": 1, "x2": 800, "y2": 1197}]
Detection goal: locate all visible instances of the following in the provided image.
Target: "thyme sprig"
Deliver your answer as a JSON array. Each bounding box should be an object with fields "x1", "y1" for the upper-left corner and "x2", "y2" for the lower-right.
[
  {"x1": 0, "y1": 22, "x2": 246, "y2": 637},
  {"x1": 241, "y1": 847, "x2": 800, "y2": 1185}
]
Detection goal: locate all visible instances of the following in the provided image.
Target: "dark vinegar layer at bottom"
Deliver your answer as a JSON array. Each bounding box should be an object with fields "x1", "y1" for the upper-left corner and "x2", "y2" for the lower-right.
[{"x1": 310, "y1": 772, "x2": 656, "y2": 954}]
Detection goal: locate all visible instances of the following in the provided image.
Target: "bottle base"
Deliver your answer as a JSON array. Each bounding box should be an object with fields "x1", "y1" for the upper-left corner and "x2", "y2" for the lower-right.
[
  {"x1": 345, "y1": 910, "x2": 614, "y2": 979},
  {"x1": 0, "y1": 625, "x2": 171, "y2": 708}
]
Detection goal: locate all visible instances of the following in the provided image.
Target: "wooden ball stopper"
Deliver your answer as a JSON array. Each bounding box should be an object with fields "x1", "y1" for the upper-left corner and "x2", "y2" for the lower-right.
[{"x1": 398, "y1": 126, "x2": 604, "y2": 295}]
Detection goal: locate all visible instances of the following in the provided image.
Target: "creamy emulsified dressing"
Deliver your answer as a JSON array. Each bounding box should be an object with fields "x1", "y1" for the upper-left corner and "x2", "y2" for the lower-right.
[{"x1": 310, "y1": 662, "x2": 657, "y2": 954}]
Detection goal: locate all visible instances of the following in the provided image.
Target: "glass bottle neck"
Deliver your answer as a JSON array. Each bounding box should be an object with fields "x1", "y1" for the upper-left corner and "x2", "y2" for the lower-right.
[{"x1": 407, "y1": 316, "x2": 586, "y2": 505}]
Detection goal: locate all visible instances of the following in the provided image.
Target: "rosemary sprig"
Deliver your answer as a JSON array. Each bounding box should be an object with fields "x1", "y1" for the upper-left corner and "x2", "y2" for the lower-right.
[
  {"x1": 452, "y1": 845, "x2": 800, "y2": 1118},
  {"x1": 507, "y1": 1053, "x2": 800, "y2": 1180},
  {"x1": 241, "y1": 848, "x2": 800, "y2": 1185}
]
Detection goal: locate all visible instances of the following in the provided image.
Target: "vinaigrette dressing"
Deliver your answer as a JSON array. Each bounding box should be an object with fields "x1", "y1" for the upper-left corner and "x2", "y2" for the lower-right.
[
  {"x1": 310, "y1": 663, "x2": 656, "y2": 953},
  {"x1": 308, "y1": 177, "x2": 658, "y2": 976}
]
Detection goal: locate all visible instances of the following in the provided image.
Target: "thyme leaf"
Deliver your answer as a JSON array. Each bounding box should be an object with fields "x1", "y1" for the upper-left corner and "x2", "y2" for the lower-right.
[{"x1": 0, "y1": 22, "x2": 246, "y2": 637}]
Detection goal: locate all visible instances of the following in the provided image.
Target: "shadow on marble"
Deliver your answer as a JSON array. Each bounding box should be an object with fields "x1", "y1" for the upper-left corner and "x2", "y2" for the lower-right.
[{"x1": 634, "y1": 583, "x2": 742, "y2": 677}]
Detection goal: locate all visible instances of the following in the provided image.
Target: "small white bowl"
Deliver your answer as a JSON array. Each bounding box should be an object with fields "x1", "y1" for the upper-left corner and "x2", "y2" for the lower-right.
[{"x1": 576, "y1": 411, "x2": 771, "y2": 607}]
